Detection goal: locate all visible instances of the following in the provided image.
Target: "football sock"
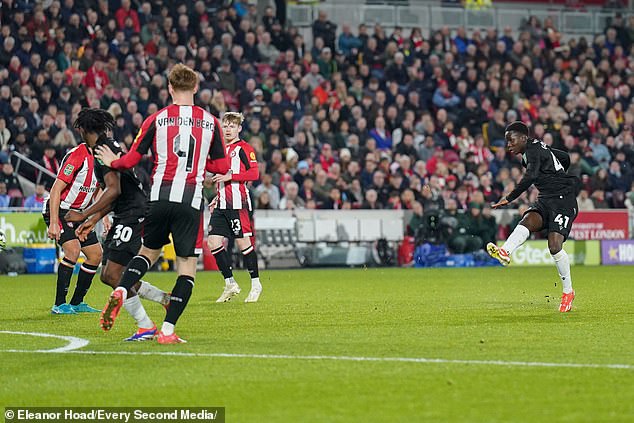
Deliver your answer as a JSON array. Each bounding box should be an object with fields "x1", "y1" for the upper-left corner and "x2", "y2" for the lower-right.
[
  {"x1": 212, "y1": 246, "x2": 234, "y2": 281},
  {"x1": 161, "y1": 322, "x2": 175, "y2": 336},
  {"x1": 55, "y1": 257, "x2": 75, "y2": 306},
  {"x1": 552, "y1": 249, "x2": 573, "y2": 294},
  {"x1": 123, "y1": 295, "x2": 154, "y2": 329},
  {"x1": 242, "y1": 246, "x2": 261, "y2": 290},
  {"x1": 138, "y1": 280, "x2": 168, "y2": 304},
  {"x1": 164, "y1": 275, "x2": 194, "y2": 327},
  {"x1": 69, "y1": 263, "x2": 98, "y2": 306},
  {"x1": 502, "y1": 224, "x2": 530, "y2": 255},
  {"x1": 119, "y1": 255, "x2": 151, "y2": 292}
]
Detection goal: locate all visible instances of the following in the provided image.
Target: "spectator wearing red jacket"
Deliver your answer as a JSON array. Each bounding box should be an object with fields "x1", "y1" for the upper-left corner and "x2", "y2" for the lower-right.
[
  {"x1": 84, "y1": 60, "x2": 110, "y2": 97},
  {"x1": 116, "y1": 0, "x2": 140, "y2": 33},
  {"x1": 318, "y1": 143, "x2": 335, "y2": 172}
]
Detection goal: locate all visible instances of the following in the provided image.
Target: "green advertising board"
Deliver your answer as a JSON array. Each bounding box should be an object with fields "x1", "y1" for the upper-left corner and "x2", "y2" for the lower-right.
[
  {"x1": 0, "y1": 212, "x2": 54, "y2": 247},
  {"x1": 499, "y1": 240, "x2": 601, "y2": 266}
]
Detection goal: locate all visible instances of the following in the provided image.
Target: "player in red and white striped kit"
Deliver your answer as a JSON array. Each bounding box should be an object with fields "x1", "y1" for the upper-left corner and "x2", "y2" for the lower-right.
[
  {"x1": 43, "y1": 133, "x2": 103, "y2": 315},
  {"x1": 95, "y1": 64, "x2": 229, "y2": 343},
  {"x1": 208, "y1": 112, "x2": 262, "y2": 303}
]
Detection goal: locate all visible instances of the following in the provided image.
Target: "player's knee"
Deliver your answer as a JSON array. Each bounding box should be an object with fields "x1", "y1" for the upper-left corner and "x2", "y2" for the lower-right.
[
  {"x1": 236, "y1": 237, "x2": 252, "y2": 251},
  {"x1": 208, "y1": 237, "x2": 223, "y2": 252},
  {"x1": 62, "y1": 244, "x2": 80, "y2": 262},
  {"x1": 99, "y1": 271, "x2": 117, "y2": 288},
  {"x1": 548, "y1": 243, "x2": 562, "y2": 256},
  {"x1": 87, "y1": 249, "x2": 102, "y2": 262}
]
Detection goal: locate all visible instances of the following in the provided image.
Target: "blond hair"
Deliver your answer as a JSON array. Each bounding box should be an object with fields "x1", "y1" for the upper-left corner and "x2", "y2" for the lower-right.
[
  {"x1": 168, "y1": 64, "x2": 198, "y2": 92},
  {"x1": 222, "y1": 112, "x2": 245, "y2": 125}
]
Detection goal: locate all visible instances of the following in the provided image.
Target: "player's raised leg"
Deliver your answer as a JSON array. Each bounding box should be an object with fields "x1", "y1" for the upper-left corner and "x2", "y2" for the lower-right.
[
  {"x1": 100, "y1": 246, "x2": 160, "y2": 331},
  {"x1": 488, "y1": 211, "x2": 542, "y2": 266},
  {"x1": 137, "y1": 280, "x2": 171, "y2": 308},
  {"x1": 100, "y1": 260, "x2": 157, "y2": 340}
]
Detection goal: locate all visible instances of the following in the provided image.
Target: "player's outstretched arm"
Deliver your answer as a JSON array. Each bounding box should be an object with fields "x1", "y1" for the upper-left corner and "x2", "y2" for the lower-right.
[
  {"x1": 491, "y1": 198, "x2": 509, "y2": 209},
  {"x1": 97, "y1": 115, "x2": 156, "y2": 170},
  {"x1": 504, "y1": 148, "x2": 540, "y2": 204},
  {"x1": 65, "y1": 171, "x2": 120, "y2": 223}
]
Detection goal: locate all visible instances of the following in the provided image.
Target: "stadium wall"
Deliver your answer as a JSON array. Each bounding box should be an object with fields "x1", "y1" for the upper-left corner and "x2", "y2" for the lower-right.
[{"x1": 0, "y1": 209, "x2": 633, "y2": 272}]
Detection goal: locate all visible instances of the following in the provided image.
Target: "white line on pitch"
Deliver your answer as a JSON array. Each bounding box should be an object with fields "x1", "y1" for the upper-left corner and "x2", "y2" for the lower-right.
[
  {"x1": 0, "y1": 330, "x2": 89, "y2": 352},
  {"x1": 1, "y1": 348, "x2": 632, "y2": 370}
]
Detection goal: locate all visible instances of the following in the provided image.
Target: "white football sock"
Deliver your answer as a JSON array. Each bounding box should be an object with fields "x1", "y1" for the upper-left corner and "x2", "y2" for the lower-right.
[
  {"x1": 138, "y1": 280, "x2": 167, "y2": 304},
  {"x1": 502, "y1": 225, "x2": 530, "y2": 255},
  {"x1": 123, "y1": 295, "x2": 154, "y2": 329},
  {"x1": 161, "y1": 322, "x2": 175, "y2": 336},
  {"x1": 251, "y1": 277, "x2": 262, "y2": 291},
  {"x1": 552, "y1": 250, "x2": 573, "y2": 294},
  {"x1": 225, "y1": 277, "x2": 237, "y2": 286},
  {"x1": 114, "y1": 286, "x2": 128, "y2": 301}
]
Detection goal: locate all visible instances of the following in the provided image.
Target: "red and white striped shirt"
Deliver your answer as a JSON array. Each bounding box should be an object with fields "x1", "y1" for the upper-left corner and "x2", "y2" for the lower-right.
[
  {"x1": 111, "y1": 104, "x2": 228, "y2": 210},
  {"x1": 50, "y1": 144, "x2": 99, "y2": 210},
  {"x1": 217, "y1": 140, "x2": 260, "y2": 210}
]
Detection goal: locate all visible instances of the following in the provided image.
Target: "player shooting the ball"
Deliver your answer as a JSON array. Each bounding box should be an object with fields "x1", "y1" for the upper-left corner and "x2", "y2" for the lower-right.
[{"x1": 488, "y1": 121, "x2": 579, "y2": 312}]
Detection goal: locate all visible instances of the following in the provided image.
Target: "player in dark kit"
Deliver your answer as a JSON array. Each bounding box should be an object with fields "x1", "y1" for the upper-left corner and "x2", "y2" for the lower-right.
[
  {"x1": 488, "y1": 121, "x2": 579, "y2": 312},
  {"x1": 65, "y1": 108, "x2": 170, "y2": 341},
  {"x1": 95, "y1": 64, "x2": 229, "y2": 344}
]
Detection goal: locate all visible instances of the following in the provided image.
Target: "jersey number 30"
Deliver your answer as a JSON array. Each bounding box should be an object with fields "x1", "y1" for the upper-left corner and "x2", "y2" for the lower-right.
[{"x1": 113, "y1": 224, "x2": 133, "y2": 243}]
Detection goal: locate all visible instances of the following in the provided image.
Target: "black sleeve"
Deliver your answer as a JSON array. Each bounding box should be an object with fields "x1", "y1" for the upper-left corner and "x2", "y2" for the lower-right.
[
  {"x1": 506, "y1": 146, "x2": 541, "y2": 202},
  {"x1": 209, "y1": 117, "x2": 226, "y2": 160},
  {"x1": 239, "y1": 148, "x2": 250, "y2": 170},
  {"x1": 551, "y1": 148, "x2": 571, "y2": 171},
  {"x1": 97, "y1": 139, "x2": 124, "y2": 177}
]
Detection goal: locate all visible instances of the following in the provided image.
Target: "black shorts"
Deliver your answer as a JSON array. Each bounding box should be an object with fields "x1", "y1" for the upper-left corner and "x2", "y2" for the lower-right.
[
  {"x1": 43, "y1": 208, "x2": 99, "y2": 248},
  {"x1": 143, "y1": 201, "x2": 204, "y2": 257},
  {"x1": 208, "y1": 208, "x2": 254, "y2": 239},
  {"x1": 524, "y1": 194, "x2": 578, "y2": 241},
  {"x1": 102, "y1": 216, "x2": 144, "y2": 266}
]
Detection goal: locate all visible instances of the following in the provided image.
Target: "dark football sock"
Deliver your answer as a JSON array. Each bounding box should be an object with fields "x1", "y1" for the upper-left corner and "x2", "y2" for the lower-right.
[
  {"x1": 241, "y1": 246, "x2": 259, "y2": 279},
  {"x1": 55, "y1": 257, "x2": 76, "y2": 306},
  {"x1": 69, "y1": 263, "x2": 99, "y2": 305},
  {"x1": 164, "y1": 276, "x2": 194, "y2": 325},
  {"x1": 211, "y1": 246, "x2": 234, "y2": 279},
  {"x1": 119, "y1": 255, "x2": 151, "y2": 292}
]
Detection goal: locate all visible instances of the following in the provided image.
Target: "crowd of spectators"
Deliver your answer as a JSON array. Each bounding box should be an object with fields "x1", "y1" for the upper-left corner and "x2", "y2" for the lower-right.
[{"x1": 1, "y1": 1, "x2": 634, "y2": 250}]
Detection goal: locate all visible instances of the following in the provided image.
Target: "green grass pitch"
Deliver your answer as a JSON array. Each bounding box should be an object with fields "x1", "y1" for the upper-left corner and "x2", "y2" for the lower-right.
[{"x1": 1, "y1": 266, "x2": 633, "y2": 422}]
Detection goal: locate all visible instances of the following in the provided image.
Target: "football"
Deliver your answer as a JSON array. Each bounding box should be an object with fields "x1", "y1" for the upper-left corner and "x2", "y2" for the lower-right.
[{"x1": 0, "y1": 229, "x2": 5, "y2": 251}]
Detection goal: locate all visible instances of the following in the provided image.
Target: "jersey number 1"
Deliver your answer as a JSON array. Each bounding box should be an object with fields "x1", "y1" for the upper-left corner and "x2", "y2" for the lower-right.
[{"x1": 173, "y1": 134, "x2": 196, "y2": 172}]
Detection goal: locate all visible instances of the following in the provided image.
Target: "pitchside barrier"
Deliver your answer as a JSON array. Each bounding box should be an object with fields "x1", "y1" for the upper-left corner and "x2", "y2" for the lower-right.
[{"x1": 0, "y1": 209, "x2": 632, "y2": 273}]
